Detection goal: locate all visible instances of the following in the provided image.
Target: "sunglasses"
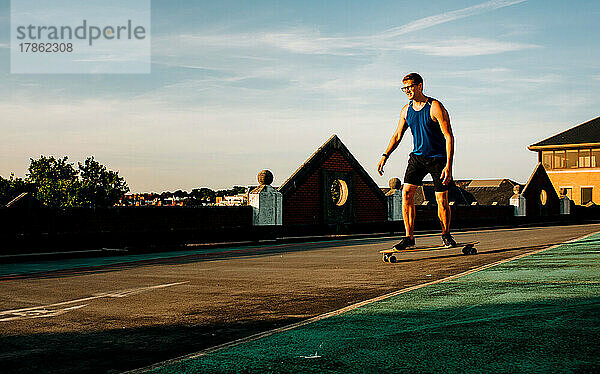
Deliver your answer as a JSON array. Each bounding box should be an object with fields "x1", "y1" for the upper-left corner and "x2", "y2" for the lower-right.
[{"x1": 401, "y1": 84, "x2": 419, "y2": 92}]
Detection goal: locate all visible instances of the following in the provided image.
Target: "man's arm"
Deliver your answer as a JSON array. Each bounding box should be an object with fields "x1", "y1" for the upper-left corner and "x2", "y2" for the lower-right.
[
  {"x1": 378, "y1": 104, "x2": 409, "y2": 176},
  {"x1": 430, "y1": 100, "x2": 454, "y2": 185}
]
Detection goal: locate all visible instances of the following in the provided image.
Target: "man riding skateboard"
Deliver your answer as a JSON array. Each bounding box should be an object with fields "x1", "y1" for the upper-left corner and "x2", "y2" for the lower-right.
[{"x1": 377, "y1": 72, "x2": 456, "y2": 250}]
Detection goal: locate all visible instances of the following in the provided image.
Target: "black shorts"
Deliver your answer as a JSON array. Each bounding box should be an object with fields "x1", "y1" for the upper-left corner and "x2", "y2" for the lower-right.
[{"x1": 404, "y1": 153, "x2": 454, "y2": 192}]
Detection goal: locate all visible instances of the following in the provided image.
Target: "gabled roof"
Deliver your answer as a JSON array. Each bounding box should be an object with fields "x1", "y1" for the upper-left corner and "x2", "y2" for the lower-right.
[
  {"x1": 278, "y1": 134, "x2": 386, "y2": 202},
  {"x1": 520, "y1": 163, "x2": 560, "y2": 215},
  {"x1": 529, "y1": 116, "x2": 600, "y2": 150},
  {"x1": 521, "y1": 163, "x2": 557, "y2": 197}
]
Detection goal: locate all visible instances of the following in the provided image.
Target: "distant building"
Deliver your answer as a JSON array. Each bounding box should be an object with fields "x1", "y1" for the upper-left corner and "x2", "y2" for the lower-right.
[
  {"x1": 380, "y1": 179, "x2": 520, "y2": 206},
  {"x1": 215, "y1": 194, "x2": 248, "y2": 206},
  {"x1": 528, "y1": 116, "x2": 600, "y2": 205},
  {"x1": 277, "y1": 135, "x2": 387, "y2": 226},
  {"x1": 116, "y1": 194, "x2": 185, "y2": 207}
]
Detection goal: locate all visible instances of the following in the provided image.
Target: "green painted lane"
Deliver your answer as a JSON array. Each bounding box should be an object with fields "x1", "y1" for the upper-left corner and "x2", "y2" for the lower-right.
[{"x1": 148, "y1": 233, "x2": 600, "y2": 373}]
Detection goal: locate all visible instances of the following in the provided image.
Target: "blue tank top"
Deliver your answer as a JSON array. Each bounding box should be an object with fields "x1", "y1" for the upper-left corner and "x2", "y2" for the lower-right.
[{"x1": 406, "y1": 97, "x2": 446, "y2": 158}]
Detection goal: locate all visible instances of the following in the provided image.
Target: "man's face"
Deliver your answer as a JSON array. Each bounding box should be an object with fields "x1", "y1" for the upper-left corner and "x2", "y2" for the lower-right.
[{"x1": 401, "y1": 80, "x2": 421, "y2": 99}]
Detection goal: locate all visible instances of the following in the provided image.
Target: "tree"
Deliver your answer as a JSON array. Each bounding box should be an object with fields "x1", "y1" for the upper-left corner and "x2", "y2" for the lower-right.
[
  {"x1": 191, "y1": 187, "x2": 215, "y2": 202},
  {"x1": 26, "y1": 155, "x2": 129, "y2": 208},
  {"x1": 27, "y1": 156, "x2": 80, "y2": 207},
  {"x1": 216, "y1": 185, "x2": 246, "y2": 197},
  {"x1": 0, "y1": 176, "x2": 8, "y2": 205},
  {"x1": 161, "y1": 191, "x2": 174, "y2": 199},
  {"x1": 0, "y1": 173, "x2": 35, "y2": 206},
  {"x1": 184, "y1": 187, "x2": 216, "y2": 206},
  {"x1": 78, "y1": 156, "x2": 129, "y2": 207},
  {"x1": 173, "y1": 190, "x2": 188, "y2": 199}
]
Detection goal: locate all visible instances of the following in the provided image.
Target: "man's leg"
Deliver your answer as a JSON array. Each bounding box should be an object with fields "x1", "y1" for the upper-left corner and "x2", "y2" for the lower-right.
[
  {"x1": 435, "y1": 191, "x2": 451, "y2": 235},
  {"x1": 402, "y1": 184, "x2": 418, "y2": 239}
]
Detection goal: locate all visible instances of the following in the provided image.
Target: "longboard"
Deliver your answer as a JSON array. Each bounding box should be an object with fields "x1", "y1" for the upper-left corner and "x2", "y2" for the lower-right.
[{"x1": 380, "y1": 241, "x2": 479, "y2": 263}]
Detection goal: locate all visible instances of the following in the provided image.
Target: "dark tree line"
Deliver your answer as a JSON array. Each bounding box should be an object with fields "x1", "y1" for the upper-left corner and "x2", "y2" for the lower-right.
[
  {"x1": 1, "y1": 155, "x2": 248, "y2": 208},
  {"x1": 0, "y1": 156, "x2": 129, "y2": 208}
]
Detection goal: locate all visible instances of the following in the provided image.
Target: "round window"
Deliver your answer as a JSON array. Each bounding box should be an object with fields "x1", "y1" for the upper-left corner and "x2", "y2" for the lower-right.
[
  {"x1": 331, "y1": 179, "x2": 349, "y2": 207},
  {"x1": 540, "y1": 189, "x2": 548, "y2": 206}
]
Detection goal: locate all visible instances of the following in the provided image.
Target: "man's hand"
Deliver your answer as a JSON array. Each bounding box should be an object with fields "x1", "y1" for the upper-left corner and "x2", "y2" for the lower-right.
[
  {"x1": 441, "y1": 166, "x2": 452, "y2": 185},
  {"x1": 377, "y1": 156, "x2": 387, "y2": 176}
]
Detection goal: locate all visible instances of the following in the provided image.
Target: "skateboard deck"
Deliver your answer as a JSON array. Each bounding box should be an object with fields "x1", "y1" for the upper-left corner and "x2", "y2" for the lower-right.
[{"x1": 380, "y1": 241, "x2": 479, "y2": 263}]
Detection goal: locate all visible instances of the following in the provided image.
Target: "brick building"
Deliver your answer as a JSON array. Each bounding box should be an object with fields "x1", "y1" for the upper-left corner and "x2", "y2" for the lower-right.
[
  {"x1": 278, "y1": 135, "x2": 387, "y2": 226},
  {"x1": 528, "y1": 116, "x2": 600, "y2": 205}
]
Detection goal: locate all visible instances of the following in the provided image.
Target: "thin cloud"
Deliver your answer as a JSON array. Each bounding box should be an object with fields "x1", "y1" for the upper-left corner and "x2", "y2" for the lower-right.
[
  {"x1": 154, "y1": 0, "x2": 528, "y2": 58},
  {"x1": 440, "y1": 68, "x2": 558, "y2": 86},
  {"x1": 442, "y1": 67, "x2": 512, "y2": 77},
  {"x1": 380, "y1": 0, "x2": 527, "y2": 38},
  {"x1": 163, "y1": 30, "x2": 364, "y2": 56},
  {"x1": 404, "y1": 38, "x2": 539, "y2": 56}
]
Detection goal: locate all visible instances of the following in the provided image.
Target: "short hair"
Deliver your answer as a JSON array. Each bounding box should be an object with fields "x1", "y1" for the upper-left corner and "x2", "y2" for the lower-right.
[{"x1": 402, "y1": 73, "x2": 423, "y2": 85}]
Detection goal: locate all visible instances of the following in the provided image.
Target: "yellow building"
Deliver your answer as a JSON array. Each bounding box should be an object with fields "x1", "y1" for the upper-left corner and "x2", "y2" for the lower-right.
[{"x1": 528, "y1": 116, "x2": 600, "y2": 205}]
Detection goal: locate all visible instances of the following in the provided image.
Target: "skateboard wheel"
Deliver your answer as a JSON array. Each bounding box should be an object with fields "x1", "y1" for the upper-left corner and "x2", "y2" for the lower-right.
[
  {"x1": 389, "y1": 255, "x2": 397, "y2": 263},
  {"x1": 462, "y1": 246, "x2": 470, "y2": 255},
  {"x1": 470, "y1": 247, "x2": 478, "y2": 255},
  {"x1": 382, "y1": 254, "x2": 389, "y2": 263}
]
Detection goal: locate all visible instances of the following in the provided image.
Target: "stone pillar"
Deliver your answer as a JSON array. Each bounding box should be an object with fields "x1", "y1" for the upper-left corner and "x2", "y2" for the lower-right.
[
  {"x1": 249, "y1": 170, "x2": 282, "y2": 226},
  {"x1": 559, "y1": 188, "x2": 572, "y2": 215},
  {"x1": 386, "y1": 178, "x2": 403, "y2": 221},
  {"x1": 510, "y1": 185, "x2": 526, "y2": 217}
]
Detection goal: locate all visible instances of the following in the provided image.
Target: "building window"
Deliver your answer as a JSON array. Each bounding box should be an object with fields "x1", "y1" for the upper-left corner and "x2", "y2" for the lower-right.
[
  {"x1": 542, "y1": 151, "x2": 553, "y2": 169},
  {"x1": 592, "y1": 149, "x2": 600, "y2": 168},
  {"x1": 330, "y1": 179, "x2": 349, "y2": 207},
  {"x1": 553, "y1": 150, "x2": 566, "y2": 169},
  {"x1": 579, "y1": 149, "x2": 591, "y2": 168},
  {"x1": 540, "y1": 189, "x2": 548, "y2": 206},
  {"x1": 541, "y1": 149, "x2": 600, "y2": 169},
  {"x1": 560, "y1": 187, "x2": 573, "y2": 200},
  {"x1": 581, "y1": 187, "x2": 593, "y2": 205},
  {"x1": 566, "y1": 150, "x2": 578, "y2": 168}
]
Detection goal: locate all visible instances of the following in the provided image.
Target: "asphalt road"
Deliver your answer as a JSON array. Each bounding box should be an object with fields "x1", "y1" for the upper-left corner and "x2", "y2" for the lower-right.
[{"x1": 1, "y1": 223, "x2": 599, "y2": 373}]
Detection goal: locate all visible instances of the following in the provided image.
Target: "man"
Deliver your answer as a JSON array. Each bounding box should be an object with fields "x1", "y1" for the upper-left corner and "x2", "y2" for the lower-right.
[{"x1": 377, "y1": 72, "x2": 456, "y2": 250}]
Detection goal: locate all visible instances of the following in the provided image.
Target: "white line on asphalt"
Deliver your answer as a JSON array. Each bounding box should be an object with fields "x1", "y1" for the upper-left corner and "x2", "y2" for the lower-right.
[
  {"x1": 0, "y1": 304, "x2": 88, "y2": 322},
  {"x1": 0, "y1": 282, "x2": 189, "y2": 322}
]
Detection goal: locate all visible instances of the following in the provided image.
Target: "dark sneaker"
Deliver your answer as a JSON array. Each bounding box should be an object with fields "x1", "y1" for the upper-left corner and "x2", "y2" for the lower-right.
[
  {"x1": 393, "y1": 237, "x2": 415, "y2": 250},
  {"x1": 442, "y1": 233, "x2": 457, "y2": 248}
]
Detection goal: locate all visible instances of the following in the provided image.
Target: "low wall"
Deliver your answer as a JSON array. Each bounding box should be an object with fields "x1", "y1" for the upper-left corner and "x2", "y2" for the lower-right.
[
  {"x1": 0, "y1": 205, "x2": 597, "y2": 257},
  {"x1": 279, "y1": 205, "x2": 519, "y2": 237},
  {"x1": 0, "y1": 206, "x2": 253, "y2": 254}
]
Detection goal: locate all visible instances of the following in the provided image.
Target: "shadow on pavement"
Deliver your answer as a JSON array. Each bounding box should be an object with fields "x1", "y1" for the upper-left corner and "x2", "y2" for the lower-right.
[
  {"x1": 0, "y1": 318, "x2": 302, "y2": 374},
  {"x1": 389, "y1": 244, "x2": 555, "y2": 264}
]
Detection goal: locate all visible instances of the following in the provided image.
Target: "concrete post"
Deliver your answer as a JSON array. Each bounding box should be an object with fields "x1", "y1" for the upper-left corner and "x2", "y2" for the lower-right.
[
  {"x1": 386, "y1": 178, "x2": 403, "y2": 221},
  {"x1": 510, "y1": 185, "x2": 526, "y2": 217},
  {"x1": 249, "y1": 170, "x2": 283, "y2": 226}
]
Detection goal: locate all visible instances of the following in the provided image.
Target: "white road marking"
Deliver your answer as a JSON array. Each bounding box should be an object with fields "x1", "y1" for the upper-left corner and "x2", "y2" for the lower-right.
[
  {"x1": 0, "y1": 281, "x2": 189, "y2": 322},
  {"x1": 0, "y1": 304, "x2": 88, "y2": 322}
]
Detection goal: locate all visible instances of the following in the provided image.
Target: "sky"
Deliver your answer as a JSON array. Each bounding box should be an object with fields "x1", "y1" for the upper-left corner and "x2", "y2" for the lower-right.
[{"x1": 1, "y1": 0, "x2": 599, "y2": 192}]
